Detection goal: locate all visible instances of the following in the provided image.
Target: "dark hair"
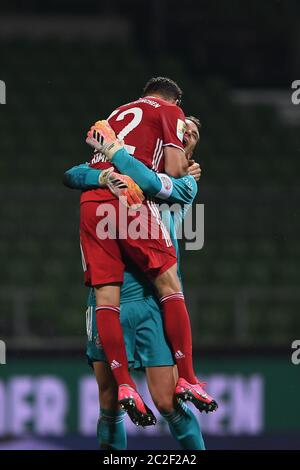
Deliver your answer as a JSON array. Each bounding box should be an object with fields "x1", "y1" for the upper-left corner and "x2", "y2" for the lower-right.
[
  {"x1": 142, "y1": 77, "x2": 183, "y2": 103},
  {"x1": 186, "y1": 115, "x2": 201, "y2": 132}
]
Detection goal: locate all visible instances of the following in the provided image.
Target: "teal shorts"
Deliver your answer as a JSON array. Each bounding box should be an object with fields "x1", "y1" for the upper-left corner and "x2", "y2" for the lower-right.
[{"x1": 86, "y1": 296, "x2": 175, "y2": 369}]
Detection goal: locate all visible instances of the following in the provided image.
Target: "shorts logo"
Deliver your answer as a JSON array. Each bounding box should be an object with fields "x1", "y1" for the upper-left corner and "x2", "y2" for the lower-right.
[
  {"x1": 175, "y1": 350, "x2": 185, "y2": 359},
  {"x1": 111, "y1": 359, "x2": 122, "y2": 370}
]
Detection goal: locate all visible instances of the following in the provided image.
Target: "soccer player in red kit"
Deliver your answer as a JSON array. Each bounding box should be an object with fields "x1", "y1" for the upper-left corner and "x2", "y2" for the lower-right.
[{"x1": 80, "y1": 77, "x2": 217, "y2": 426}]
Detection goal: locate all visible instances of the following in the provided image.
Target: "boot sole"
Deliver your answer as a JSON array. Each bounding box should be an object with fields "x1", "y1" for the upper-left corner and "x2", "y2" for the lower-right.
[
  {"x1": 119, "y1": 398, "x2": 157, "y2": 427},
  {"x1": 176, "y1": 391, "x2": 218, "y2": 413}
]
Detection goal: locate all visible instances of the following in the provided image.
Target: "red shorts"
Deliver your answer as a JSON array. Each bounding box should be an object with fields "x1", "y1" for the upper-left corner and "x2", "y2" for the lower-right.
[{"x1": 80, "y1": 199, "x2": 177, "y2": 286}]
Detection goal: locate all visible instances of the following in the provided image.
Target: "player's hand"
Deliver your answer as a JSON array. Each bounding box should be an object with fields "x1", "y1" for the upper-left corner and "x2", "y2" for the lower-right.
[
  {"x1": 99, "y1": 167, "x2": 145, "y2": 209},
  {"x1": 86, "y1": 126, "x2": 106, "y2": 152},
  {"x1": 187, "y1": 160, "x2": 201, "y2": 181},
  {"x1": 86, "y1": 121, "x2": 123, "y2": 160}
]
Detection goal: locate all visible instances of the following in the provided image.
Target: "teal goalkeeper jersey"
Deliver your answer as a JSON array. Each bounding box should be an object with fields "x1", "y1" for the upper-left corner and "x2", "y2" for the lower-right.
[{"x1": 64, "y1": 148, "x2": 198, "y2": 304}]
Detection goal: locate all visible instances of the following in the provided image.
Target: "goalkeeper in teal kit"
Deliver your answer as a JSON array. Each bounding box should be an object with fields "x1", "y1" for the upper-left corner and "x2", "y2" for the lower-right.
[{"x1": 64, "y1": 117, "x2": 209, "y2": 449}]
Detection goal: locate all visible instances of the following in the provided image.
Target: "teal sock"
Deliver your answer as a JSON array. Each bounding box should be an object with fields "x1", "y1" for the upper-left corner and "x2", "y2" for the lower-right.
[
  {"x1": 97, "y1": 408, "x2": 127, "y2": 450},
  {"x1": 161, "y1": 401, "x2": 205, "y2": 450}
]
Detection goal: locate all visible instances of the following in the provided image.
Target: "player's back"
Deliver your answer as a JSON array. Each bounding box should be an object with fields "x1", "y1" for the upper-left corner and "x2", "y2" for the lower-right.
[
  {"x1": 81, "y1": 96, "x2": 185, "y2": 204},
  {"x1": 92, "y1": 96, "x2": 185, "y2": 172}
]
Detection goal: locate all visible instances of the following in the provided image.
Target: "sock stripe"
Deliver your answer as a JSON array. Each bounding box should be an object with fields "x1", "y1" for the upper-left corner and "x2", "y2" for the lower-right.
[
  {"x1": 178, "y1": 401, "x2": 189, "y2": 413},
  {"x1": 160, "y1": 292, "x2": 184, "y2": 304},
  {"x1": 161, "y1": 410, "x2": 184, "y2": 425},
  {"x1": 100, "y1": 415, "x2": 126, "y2": 424},
  {"x1": 96, "y1": 305, "x2": 120, "y2": 314},
  {"x1": 161, "y1": 404, "x2": 205, "y2": 450}
]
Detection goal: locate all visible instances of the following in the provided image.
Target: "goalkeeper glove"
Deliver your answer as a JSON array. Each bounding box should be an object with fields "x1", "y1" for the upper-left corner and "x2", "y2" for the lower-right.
[
  {"x1": 86, "y1": 120, "x2": 123, "y2": 160},
  {"x1": 99, "y1": 167, "x2": 144, "y2": 210}
]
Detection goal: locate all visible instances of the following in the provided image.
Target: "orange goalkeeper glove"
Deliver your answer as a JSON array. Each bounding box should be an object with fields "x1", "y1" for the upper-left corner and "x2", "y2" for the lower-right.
[
  {"x1": 86, "y1": 120, "x2": 123, "y2": 160},
  {"x1": 99, "y1": 167, "x2": 144, "y2": 210}
]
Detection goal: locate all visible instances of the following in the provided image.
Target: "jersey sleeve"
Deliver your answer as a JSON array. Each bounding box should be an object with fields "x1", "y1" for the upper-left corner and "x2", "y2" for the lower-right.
[
  {"x1": 112, "y1": 148, "x2": 198, "y2": 206},
  {"x1": 159, "y1": 105, "x2": 186, "y2": 151},
  {"x1": 168, "y1": 176, "x2": 198, "y2": 235},
  {"x1": 63, "y1": 163, "x2": 101, "y2": 190},
  {"x1": 112, "y1": 148, "x2": 162, "y2": 196},
  {"x1": 168, "y1": 175, "x2": 198, "y2": 205}
]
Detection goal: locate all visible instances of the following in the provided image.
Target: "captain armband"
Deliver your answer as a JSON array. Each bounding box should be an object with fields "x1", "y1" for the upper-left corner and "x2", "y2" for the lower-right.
[{"x1": 155, "y1": 173, "x2": 173, "y2": 199}]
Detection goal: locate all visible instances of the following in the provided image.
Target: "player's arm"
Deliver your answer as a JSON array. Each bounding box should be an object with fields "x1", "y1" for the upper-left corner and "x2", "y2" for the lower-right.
[
  {"x1": 160, "y1": 106, "x2": 189, "y2": 178},
  {"x1": 70, "y1": 123, "x2": 198, "y2": 205},
  {"x1": 111, "y1": 148, "x2": 198, "y2": 205},
  {"x1": 63, "y1": 163, "x2": 101, "y2": 190},
  {"x1": 111, "y1": 148, "x2": 161, "y2": 195},
  {"x1": 163, "y1": 146, "x2": 189, "y2": 178},
  {"x1": 63, "y1": 162, "x2": 144, "y2": 209},
  {"x1": 79, "y1": 124, "x2": 199, "y2": 204},
  {"x1": 62, "y1": 154, "x2": 161, "y2": 196},
  {"x1": 166, "y1": 175, "x2": 198, "y2": 205}
]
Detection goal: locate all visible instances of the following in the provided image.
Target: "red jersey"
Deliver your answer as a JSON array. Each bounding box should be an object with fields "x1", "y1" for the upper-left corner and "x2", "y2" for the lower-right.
[{"x1": 81, "y1": 96, "x2": 186, "y2": 203}]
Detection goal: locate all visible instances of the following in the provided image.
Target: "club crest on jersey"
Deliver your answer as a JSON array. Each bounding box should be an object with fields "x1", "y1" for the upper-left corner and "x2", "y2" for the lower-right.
[{"x1": 176, "y1": 118, "x2": 186, "y2": 142}]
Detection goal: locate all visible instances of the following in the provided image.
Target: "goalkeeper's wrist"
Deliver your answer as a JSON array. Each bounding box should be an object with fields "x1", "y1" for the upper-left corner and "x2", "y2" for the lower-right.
[
  {"x1": 102, "y1": 141, "x2": 123, "y2": 160},
  {"x1": 98, "y1": 167, "x2": 113, "y2": 187}
]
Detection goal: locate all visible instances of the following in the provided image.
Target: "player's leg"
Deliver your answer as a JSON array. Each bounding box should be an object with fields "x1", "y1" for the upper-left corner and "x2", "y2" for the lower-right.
[
  {"x1": 87, "y1": 197, "x2": 216, "y2": 413},
  {"x1": 80, "y1": 204, "x2": 134, "y2": 389},
  {"x1": 117, "y1": 198, "x2": 217, "y2": 413},
  {"x1": 130, "y1": 295, "x2": 204, "y2": 446},
  {"x1": 94, "y1": 284, "x2": 156, "y2": 427},
  {"x1": 86, "y1": 302, "x2": 127, "y2": 449},
  {"x1": 81, "y1": 201, "x2": 156, "y2": 426},
  {"x1": 93, "y1": 361, "x2": 127, "y2": 450},
  {"x1": 94, "y1": 283, "x2": 136, "y2": 389},
  {"x1": 145, "y1": 366, "x2": 205, "y2": 450},
  {"x1": 153, "y1": 264, "x2": 218, "y2": 413},
  {"x1": 154, "y1": 264, "x2": 196, "y2": 383}
]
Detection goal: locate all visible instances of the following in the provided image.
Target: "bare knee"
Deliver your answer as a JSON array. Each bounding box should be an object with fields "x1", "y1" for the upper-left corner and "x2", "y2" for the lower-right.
[
  {"x1": 152, "y1": 394, "x2": 175, "y2": 414},
  {"x1": 93, "y1": 362, "x2": 119, "y2": 411},
  {"x1": 99, "y1": 388, "x2": 119, "y2": 410}
]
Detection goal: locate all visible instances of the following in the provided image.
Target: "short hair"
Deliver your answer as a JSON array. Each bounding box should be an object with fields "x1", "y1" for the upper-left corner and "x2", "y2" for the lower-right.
[
  {"x1": 142, "y1": 77, "x2": 183, "y2": 103},
  {"x1": 186, "y1": 115, "x2": 201, "y2": 132}
]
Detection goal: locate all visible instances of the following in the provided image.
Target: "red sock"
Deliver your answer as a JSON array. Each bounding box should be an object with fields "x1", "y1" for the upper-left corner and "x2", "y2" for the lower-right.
[
  {"x1": 160, "y1": 293, "x2": 197, "y2": 384},
  {"x1": 96, "y1": 306, "x2": 136, "y2": 389}
]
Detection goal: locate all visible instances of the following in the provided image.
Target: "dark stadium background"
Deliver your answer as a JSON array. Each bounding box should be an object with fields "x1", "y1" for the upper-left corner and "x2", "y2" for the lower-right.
[{"x1": 0, "y1": 0, "x2": 299, "y2": 450}]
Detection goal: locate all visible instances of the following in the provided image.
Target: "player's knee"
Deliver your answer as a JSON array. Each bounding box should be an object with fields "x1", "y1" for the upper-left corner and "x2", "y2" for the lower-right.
[
  {"x1": 99, "y1": 384, "x2": 119, "y2": 410},
  {"x1": 153, "y1": 396, "x2": 175, "y2": 414},
  {"x1": 97, "y1": 375, "x2": 118, "y2": 407}
]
